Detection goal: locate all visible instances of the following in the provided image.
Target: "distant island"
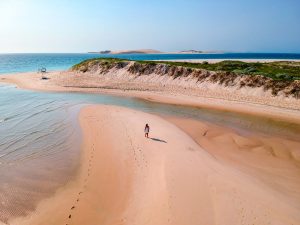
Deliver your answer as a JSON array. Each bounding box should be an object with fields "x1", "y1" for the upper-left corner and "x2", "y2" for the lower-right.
[
  {"x1": 88, "y1": 49, "x2": 162, "y2": 54},
  {"x1": 178, "y1": 50, "x2": 203, "y2": 54},
  {"x1": 177, "y1": 50, "x2": 225, "y2": 54},
  {"x1": 88, "y1": 49, "x2": 222, "y2": 54}
]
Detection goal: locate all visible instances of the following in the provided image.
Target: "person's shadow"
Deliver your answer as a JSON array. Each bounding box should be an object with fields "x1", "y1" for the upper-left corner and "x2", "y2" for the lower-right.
[{"x1": 150, "y1": 138, "x2": 167, "y2": 143}]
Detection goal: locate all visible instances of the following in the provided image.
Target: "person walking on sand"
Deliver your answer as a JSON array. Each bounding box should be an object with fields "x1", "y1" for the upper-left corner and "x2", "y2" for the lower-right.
[{"x1": 144, "y1": 124, "x2": 150, "y2": 138}]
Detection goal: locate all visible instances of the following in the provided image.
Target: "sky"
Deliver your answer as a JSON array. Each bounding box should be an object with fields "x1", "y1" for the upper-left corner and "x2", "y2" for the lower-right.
[{"x1": 0, "y1": 0, "x2": 299, "y2": 53}]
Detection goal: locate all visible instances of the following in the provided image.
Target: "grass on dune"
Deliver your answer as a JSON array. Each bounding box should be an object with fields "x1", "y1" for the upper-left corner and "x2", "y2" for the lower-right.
[{"x1": 73, "y1": 58, "x2": 300, "y2": 81}]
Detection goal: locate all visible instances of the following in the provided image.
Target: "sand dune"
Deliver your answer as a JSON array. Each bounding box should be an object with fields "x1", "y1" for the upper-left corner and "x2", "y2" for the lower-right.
[
  {"x1": 11, "y1": 105, "x2": 300, "y2": 225},
  {"x1": 1, "y1": 71, "x2": 300, "y2": 123}
]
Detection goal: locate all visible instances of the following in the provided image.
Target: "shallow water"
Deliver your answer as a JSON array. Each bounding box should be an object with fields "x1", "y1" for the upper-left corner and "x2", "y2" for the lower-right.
[
  {"x1": 0, "y1": 85, "x2": 82, "y2": 222},
  {"x1": 0, "y1": 84, "x2": 300, "y2": 222}
]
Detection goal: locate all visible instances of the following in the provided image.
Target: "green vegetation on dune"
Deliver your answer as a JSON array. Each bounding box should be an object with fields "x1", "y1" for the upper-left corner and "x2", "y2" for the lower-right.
[
  {"x1": 72, "y1": 58, "x2": 300, "y2": 98},
  {"x1": 72, "y1": 58, "x2": 127, "y2": 70},
  {"x1": 150, "y1": 60, "x2": 300, "y2": 81},
  {"x1": 72, "y1": 58, "x2": 300, "y2": 81}
]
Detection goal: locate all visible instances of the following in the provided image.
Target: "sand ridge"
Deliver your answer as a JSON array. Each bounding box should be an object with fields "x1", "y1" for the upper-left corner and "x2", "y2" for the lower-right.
[{"x1": 9, "y1": 105, "x2": 300, "y2": 225}]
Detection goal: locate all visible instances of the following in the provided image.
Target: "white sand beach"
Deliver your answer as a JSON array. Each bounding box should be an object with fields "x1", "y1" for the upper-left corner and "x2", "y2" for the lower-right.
[{"x1": 9, "y1": 105, "x2": 300, "y2": 225}]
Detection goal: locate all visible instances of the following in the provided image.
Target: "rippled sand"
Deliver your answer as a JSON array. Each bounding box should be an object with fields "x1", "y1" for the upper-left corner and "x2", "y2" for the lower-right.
[{"x1": 0, "y1": 85, "x2": 82, "y2": 223}]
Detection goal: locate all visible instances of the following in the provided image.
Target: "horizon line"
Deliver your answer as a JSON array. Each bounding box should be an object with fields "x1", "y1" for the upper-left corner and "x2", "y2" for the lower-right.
[{"x1": 1, "y1": 52, "x2": 300, "y2": 54}]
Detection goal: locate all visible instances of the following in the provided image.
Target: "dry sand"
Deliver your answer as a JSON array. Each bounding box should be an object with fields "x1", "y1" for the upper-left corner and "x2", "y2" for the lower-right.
[{"x1": 8, "y1": 105, "x2": 300, "y2": 225}]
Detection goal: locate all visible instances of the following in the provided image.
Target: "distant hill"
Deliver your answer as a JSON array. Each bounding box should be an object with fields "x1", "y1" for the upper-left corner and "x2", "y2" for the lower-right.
[
  {"x1": 110, "y1": 49, "x2": 162, "y2": 54},
  {"x1": 89, "y1": 49, "x2": 162, "y2": 54},
  {"x1": 88, "y1": 49, "x2": 225, "y2": 54},
  {"x1": 176, "y1": 50, "x2": 225, "y2": 54},
  {"x1": 179, "y1": 50, "x2": 203, "y2": 54}
]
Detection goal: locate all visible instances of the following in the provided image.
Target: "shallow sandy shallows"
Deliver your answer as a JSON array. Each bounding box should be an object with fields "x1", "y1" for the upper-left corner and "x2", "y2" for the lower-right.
[{"x1": 11, "y1": 105, "x2": 300, "y2": 225}]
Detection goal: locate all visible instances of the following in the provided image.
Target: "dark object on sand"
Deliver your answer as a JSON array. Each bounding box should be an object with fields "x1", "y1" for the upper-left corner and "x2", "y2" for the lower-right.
[
  {"x1": 150, "y1": 138, "x2": 167, "y2": 143},
  {"x1": 38, "y1": 67, "x2": 49, "y2": 80},
  {"x1": 38, "y1": 67, "x2": 47, "y2": 73},
  {"x1": 144, "y1": 124, "x2": 150, "y2": 138}
]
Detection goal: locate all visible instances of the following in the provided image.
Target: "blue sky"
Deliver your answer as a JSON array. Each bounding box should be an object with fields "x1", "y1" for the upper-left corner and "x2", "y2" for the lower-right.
[{"x1": 0, "y1": 0, "x2": 299, "y2": 53}]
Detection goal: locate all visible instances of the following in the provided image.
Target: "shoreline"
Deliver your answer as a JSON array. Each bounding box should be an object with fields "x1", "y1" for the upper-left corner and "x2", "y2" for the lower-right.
[
  {"x1": 10, "y1": 105, "x2": 300, "y2": 225},
  {"x1": 1, "y1": 58, "x2": 300, "y2": 76},
  {"x1": 1, "y1": 71, "x2": 300, "y2": 124}
]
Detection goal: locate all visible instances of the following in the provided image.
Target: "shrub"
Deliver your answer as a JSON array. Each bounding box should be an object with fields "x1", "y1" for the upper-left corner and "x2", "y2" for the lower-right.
[
  {"x1": 244, "y1": 67, "x2": 257, "y2": 73},
  {"x1": 232, "y1": 69, "x2": 244, "y2": 74},
  {"x1": 275, "y1": 73, "x2": 293, "y2": 80}
]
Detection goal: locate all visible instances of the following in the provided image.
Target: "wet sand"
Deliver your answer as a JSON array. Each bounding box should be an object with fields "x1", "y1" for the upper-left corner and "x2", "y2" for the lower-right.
[{"x1": 9, "y1": 105, "x2": 300, "y2": 225}]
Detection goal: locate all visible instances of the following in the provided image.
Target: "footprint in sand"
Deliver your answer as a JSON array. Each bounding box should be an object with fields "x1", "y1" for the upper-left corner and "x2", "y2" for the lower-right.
[
  {"x1": 71, "y1": 206, "x2": 75, "y2": 210},
  {"x1": 69, "y1": 214, "x2": 72, "y2": 219}
]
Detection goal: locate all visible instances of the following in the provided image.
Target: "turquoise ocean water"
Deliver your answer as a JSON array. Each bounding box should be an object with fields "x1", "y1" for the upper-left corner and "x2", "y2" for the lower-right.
[{"x1": 1, "y1": 53, "x2": 300, "y2": 74}]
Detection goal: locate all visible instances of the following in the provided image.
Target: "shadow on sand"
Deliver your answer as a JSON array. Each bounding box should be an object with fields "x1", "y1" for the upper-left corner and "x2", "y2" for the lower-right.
[{"x1": 150, "y1": 138, "x2": 167, "y2": 143}]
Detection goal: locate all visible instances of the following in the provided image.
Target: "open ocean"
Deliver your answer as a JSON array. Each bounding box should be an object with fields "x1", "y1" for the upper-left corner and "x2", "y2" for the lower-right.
[{"x1": 0, "y1": 53, "x2": 300, "y2": 74}]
